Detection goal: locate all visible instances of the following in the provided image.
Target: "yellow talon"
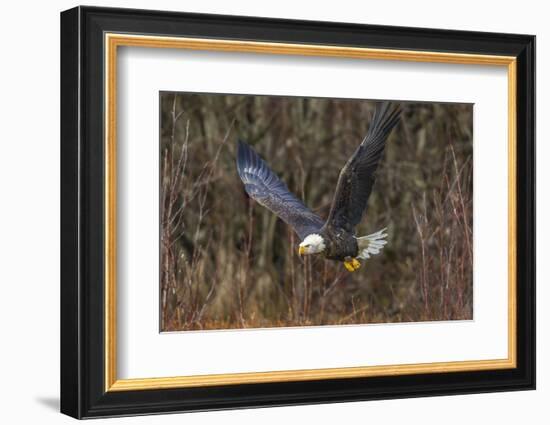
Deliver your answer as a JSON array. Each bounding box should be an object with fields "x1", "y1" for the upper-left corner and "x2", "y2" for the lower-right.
[
  {"x1": 344, "y1": 261, "x2": 355, "y2": 272},
  {"x1": 351, "y1": 258, "x2": 361, "y2": 270}
]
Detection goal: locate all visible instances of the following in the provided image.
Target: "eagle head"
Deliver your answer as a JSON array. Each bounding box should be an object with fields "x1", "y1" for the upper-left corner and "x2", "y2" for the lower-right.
[{"x1": 298, "y1": 234, "x2": 326, "y2": 256}]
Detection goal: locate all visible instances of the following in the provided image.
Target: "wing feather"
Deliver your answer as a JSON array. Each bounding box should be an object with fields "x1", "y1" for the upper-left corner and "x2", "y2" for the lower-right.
[
  {"x1": 236, "y1": 141, "x2": 324, "y2": 240},
  {"x1": 326, "y1": 102, "x2": 401, "y2": 232}
]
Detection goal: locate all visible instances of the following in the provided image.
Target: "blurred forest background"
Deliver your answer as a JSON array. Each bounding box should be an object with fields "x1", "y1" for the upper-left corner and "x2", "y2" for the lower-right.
[{"x1": 160, "y1": 92, "x2": 473, "y2": 331}]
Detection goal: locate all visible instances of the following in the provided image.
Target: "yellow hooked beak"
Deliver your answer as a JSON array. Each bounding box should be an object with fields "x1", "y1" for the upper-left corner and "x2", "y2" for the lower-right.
[{"x1": 298, "y1": 246, "x2": 306, "y2": 256}]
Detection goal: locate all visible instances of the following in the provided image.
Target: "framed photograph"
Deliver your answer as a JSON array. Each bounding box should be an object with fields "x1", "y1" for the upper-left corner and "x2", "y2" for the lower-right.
[{"x1": 60, "y1": 6, "x2": 535, "y2": 419}]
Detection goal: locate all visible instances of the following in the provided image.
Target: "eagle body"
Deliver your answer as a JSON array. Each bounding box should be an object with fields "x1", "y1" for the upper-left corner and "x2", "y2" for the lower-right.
[
  {"x1": 236, "y1": 102, "x2": 401, "y2": 272},
  {"x1": 319, "y1": 227, "x2": 358, "y2": 261}
]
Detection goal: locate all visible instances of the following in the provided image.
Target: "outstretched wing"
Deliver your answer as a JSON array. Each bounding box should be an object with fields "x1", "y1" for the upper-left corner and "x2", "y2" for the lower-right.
[
  {"x1": 326, "y1": 102, "x2": 401, "y2": 233},
  {"x1": 237, "y1": 140, "x2": 324, "y2": 240}
]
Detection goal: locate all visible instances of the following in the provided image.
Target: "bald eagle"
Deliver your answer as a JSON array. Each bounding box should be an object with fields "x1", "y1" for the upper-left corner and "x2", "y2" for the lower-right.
[{"x1": 236, "y1": 102, "x2": 401, "y2": 272}]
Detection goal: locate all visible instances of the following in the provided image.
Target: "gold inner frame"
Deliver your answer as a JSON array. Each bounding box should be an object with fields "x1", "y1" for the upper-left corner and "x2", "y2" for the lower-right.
[{"x1": 104, "y1": 33, "x2": 517, "y2": 392}]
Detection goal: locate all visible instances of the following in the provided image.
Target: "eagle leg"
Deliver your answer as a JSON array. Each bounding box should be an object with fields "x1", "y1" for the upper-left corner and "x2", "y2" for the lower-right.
[
  {"x1": 344, "y1": 261, "x2": 355, "y2": 272},
  {"x1": 344, "y1": 257, "x2": 361, "y2": 272}
]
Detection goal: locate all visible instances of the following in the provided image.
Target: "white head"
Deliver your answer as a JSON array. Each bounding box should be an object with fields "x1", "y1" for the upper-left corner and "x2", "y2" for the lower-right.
[{"x1": 298, "y1": 234, "x2": 326, "y2": 256}]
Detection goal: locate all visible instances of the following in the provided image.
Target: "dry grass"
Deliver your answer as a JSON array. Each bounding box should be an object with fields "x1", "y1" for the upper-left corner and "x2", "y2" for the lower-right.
[{"x1": 159, "y1": 93, "x2": 473, "y2": 331}]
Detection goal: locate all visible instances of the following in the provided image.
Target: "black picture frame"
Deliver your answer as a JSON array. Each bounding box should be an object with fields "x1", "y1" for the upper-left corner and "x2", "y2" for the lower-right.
[{"x1": 61, "y1": 5, "x2": 535, "y2": 419}]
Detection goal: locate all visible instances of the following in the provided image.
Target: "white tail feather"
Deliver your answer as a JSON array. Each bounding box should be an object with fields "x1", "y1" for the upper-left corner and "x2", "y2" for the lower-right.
[{"x1": 356, "y1": 228, "x2": 388, "y2": 260}]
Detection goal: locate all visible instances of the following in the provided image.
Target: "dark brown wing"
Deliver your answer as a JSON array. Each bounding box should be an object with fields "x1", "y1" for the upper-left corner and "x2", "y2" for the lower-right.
[
  {"x1": 325, "y1": 102, "x2": 401, "y2": 233},
  {"x1": 237, "y1": 140, "x2": 324, "y2": 240}
]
